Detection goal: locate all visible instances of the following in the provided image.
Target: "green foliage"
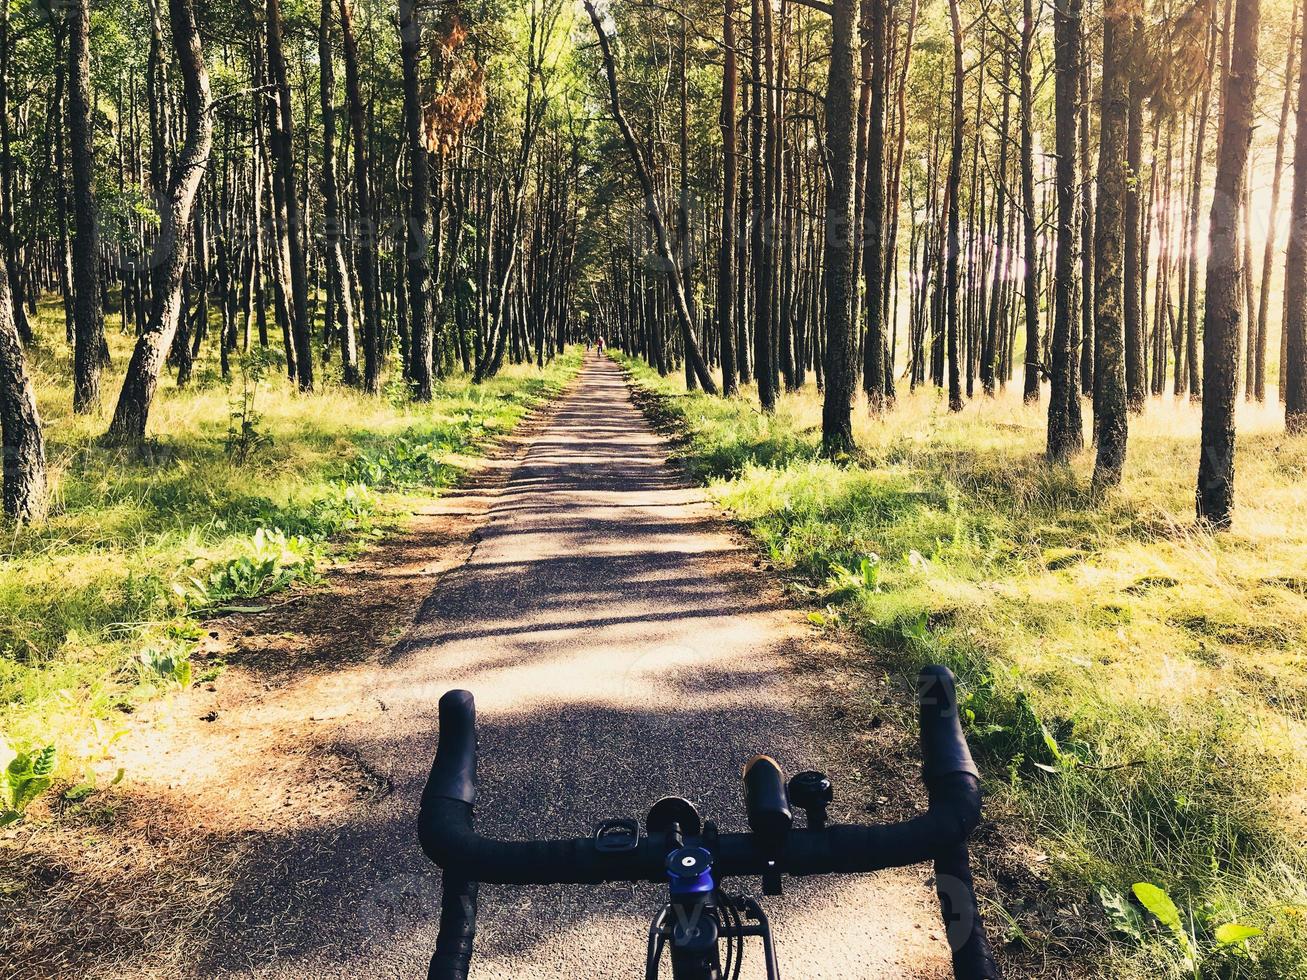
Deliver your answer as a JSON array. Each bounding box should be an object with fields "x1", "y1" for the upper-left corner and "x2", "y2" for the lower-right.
[
  {"x1": 824, "y1": 554, "x2": 882, "y2": 599},
  {"x1": 1094, "y1": 881, "x2": 1268, "y2": 977},
  {"x1": 177, "y1": 528, "x2": 321, "y2": 613},
  {"x1": 135, "y1": 647, "x2": 192, "y2": 689},
  {"x1": 0, "y1": 742, "x2": 56, "y2": 826},
  {"x1": 62, "y1": 768, "x2": 124, "y2": 805},
  {"x1": 343, "y1": 436, "x2": 456, "y2": 489}
]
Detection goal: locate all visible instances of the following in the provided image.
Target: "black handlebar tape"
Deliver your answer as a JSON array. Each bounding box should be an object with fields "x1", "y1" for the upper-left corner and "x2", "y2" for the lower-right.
[
  {"x1": 934, "y1": 842, "x2": 1003, "y2": 979},
  {"x1": 424, "y1": 690, "x2": 478, "y2": 806},
  {"x1": 917, "y1": 666, "x2": 979, "y2": 789},
  {"x1": 742, "y1": 755, "x2": 792, "y2": 841},
  {"x1": 420, "y1": 789, "x2": 980, "y2": 884},
  {"x1": 427, "y1": 876, "x2": 478, "y2": 980}
]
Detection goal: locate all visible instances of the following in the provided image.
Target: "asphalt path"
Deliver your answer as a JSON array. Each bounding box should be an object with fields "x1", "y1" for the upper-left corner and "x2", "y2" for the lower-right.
[{"x1": 210, "y1": 352, "x2": 949, "y2": 979}]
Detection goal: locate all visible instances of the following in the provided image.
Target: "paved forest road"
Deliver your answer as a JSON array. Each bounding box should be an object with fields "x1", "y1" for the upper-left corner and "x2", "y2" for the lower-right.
[{"x1": 213, "y1": 353, "x2": 949, "y2": 979}]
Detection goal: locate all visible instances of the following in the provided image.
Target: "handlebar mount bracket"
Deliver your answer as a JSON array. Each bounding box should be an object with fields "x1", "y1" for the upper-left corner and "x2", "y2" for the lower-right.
[{"x1": 593, "y1": 818, "x2": 640, "y2": 853}]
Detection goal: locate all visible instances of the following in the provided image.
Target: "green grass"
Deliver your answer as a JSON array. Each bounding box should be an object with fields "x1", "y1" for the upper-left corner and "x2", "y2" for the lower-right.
[
  {"x1": 618, "y1": 353, "x2": 1307, "y2": 980},
  {"x1": 0, "y1": 303, "x2": 579, "y2": 784}
]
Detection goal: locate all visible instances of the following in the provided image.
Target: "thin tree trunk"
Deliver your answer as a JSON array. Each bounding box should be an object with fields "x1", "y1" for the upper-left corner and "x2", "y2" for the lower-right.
[
  {"x1": 1186, "y1": 18, "x2": 1218, "y2": 400},
  {"x1": 320, "y1": 0, "x2": 358, "y2": 386},
  {"x1": 1257, "y1": 4, "x2": 1297, "y2": 403},
  {"x1": 1124, "y1": 19, "x2": 1146, "y2": 412},
  {"x1": 944, "y1": 0, "x2": 965, "y2": 412},
  {"x1": 861, "y1": 0, "x2": 888, "y2": 414},
  {"x1": 821, "y1": 0, "x2": 860, "y2": 453},
  {"x1": 751, "y1": 0, "x2": 776, "y2": 410},
  {"x1": 266, "y1": 0, "x2": 314, "y2": 391},
  {"x1": 1020, "y1": 0, "x2": 1040, "y2": 402},
  {"x1": 1049, "y1": 0, "x2": 1084, "y2": 459},
  {"x1": 719, "y1": 0, "x2": 740, "y2": 396},
  {"x1": 68, "y1": 0, "x2": 105, "y2": 412},
  {"x1": 1079, "y1": 50, "x2": 1095, "y2": 395},
  {"x1": 340, "y1": 0, "x2": 380, "y2": 392},
  {"x1": 1289, "y1": 0, "x2": 1307, "y2": 432}
]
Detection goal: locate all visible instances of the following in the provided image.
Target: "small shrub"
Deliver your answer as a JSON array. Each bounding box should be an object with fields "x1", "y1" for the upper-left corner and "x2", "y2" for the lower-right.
[
  {"x1": 344, "y1": 437, "x2": 454, "y2": 489},
  {"x1": 178, "y1": 527, "x2": 321, "y2": 612},
  {"x1": 226, "y1": 346, "x2": 280, "y2": 463},
  {"x1": 1097, "y1": 881, "x2": 1268, "y2": 977},
  {"x1": 135, "y1": 647, "x2": 192, "y2": 689}
]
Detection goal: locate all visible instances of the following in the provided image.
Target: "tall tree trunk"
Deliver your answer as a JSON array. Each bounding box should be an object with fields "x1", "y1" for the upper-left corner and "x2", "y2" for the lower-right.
[
  {"x1": 68, "y1": 0, "x2": 105, "y2": 412},
  {"x1": 718, "y1": 0, "x2": 740, "y2": 397},
  {"x1": 1258, "y1": 5, "x2": 1297, "y2": 404},
  {"x1": 751, "y1": 0, "x2": 776, "y2": 410},
  {"x1": 583, "y1": 0, "x2": 717, "y2": 393},
  {"x1": 944, "y1": 0, "x2": 964, "y2": 412},
  {"x1": 1185, "y1": 18, "x2": 1218, "y2": 400},
  {"x1": 1048, "y1": 0, "x2": 1084, "y2": 460},
  {"x1": 1197, "y1": 0, "x2": 1260, "y2": 525},
  {"x1": 320, "y1": 0, "x2": 358, "y2": 386},
  {"x1": 1289, "y1": 0, "x2": 1307, "y2": 432},
  {"x1": 340, "y1": 0, "x2": 381, "y2": 392},
  {"x1": 399, "y1": 0, "x2": 433, "y2": 398},
  {"x1": 1019, "y1": 0, "x2": 1040, "y2": 403},
  {"x1": 678, "y1": 14, "x2": 698, "y2": 392},
  {"x1": 983, "y1": 52, "x2": 1011, "y2": 397},
  {"x1": 1124, "y1": 21, "x2": 1146, "y2": 412},
  {"x1": 266, "y1": 0, "x2": 314, "y2": 391},
  {"x1": 861, "y1": 0, "x2": 888, "y2": 414},
  {"x1": 107, "y1": 0, "x2": 213, "y2": 442},
  {"x1": 1092, "y1": 0, "x2": 1132, "y2": 489},
  {"x1": 821, "y1": 0, "x2": 860, "y2": 453},
  {"x1": 1079, "y1": 50, "x2": 1096, "y2": 395}
]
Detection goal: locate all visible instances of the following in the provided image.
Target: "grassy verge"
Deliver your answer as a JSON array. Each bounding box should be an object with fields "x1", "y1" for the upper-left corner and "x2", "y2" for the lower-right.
[
  {"x1": 617, "y1": 353, "x2": 1307, "y2": 980},
  {"x1": 1, "y1": 304, "x2": 579, "y2": 811}
]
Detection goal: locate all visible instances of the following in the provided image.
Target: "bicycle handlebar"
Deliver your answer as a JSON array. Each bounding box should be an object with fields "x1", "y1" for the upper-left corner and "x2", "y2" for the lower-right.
[{"x1": 418, "y1": 666, "x2": 1000, "y2": 979}]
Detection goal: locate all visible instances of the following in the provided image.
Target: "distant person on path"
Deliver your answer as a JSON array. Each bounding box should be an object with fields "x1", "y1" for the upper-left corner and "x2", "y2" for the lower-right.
[{"x1": 596, "y1": 336, "x2": 605, "y2": 354}]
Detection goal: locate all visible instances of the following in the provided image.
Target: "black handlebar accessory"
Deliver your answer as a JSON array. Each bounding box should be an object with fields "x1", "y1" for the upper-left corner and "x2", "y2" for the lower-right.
[
  {"x1": 742, "y1": 755, "x2": 792, "y2": 842},
  {"x1": 418, "y1": 666, "x2": 1001, "y2": 980},
  {"x1": 788, "y1": 770, "x2": 833, "y2": 830},
  {"x1": 647, "y1": 797, "x2": 703, "y2": 837}
]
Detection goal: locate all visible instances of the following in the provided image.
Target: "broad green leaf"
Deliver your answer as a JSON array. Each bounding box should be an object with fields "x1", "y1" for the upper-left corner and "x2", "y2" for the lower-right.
[
  {"x1": 63, "y1": 782, "x2": 96, "y2": 803},
  {"x1": 1214, "y1": 923, "x2": 1263, "y2": 946},
  {"x1": 1099, "y1": 887, "x2": 1145, "y2": 942},
  {"x1": 1133, "y1": 882, "x2": 1193, "y2": 956}
]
